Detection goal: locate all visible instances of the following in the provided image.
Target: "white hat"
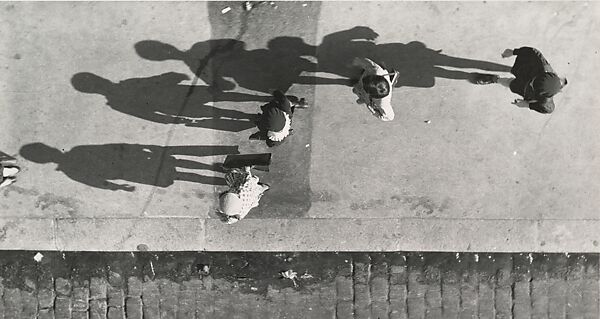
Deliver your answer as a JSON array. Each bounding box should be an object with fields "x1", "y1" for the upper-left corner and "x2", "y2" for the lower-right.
[{"x1": 219, "y1": 192, "x2": 242, "y2": 216}]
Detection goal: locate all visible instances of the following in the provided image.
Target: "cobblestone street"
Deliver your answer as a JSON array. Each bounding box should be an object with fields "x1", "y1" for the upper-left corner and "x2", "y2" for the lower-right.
[{"x1": 0, "y1": 252, "x2": 598, "y2": 318}]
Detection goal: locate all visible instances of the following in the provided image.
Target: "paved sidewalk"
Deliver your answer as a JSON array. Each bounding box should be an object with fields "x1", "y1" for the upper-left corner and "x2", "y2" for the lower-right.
[
  {"x1": 0, "y1": 252, "x2": 598, "y2": 319},
  {"x1": 1, "y1": 2, "x2": 600, "y2": 252}
]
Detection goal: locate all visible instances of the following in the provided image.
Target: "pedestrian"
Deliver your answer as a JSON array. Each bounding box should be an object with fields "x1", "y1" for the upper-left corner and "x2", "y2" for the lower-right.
[
  {"x1": 218, "y1": 166, "x2": 270, "y2": 224},
  {"x1": 476, "y1": 47, "x2": 567, "y2": 114},
  {"x1": 352, "y1": 57, "x2": 399, "y2": 121},
  {"x1": 250, "y1": 90, "x2": 309, "y2": 147},
  {"x1": 0, "y1": 163, "x2": 19, "y2": 188}
]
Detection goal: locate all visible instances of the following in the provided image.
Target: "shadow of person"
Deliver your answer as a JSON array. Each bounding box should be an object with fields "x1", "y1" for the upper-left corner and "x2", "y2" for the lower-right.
[
  {"x1": 71, "y1": 72, "x2": 271, "y2": 132},
  {"x1": 306, "y1": 26, "x2": 512, "y2": 88},
  {"x1": 19, "y1": 143, "x2": 240, "y2": 190},
  {"x1": 134, "y1": 37, "x2": 317, "y2": 94}
]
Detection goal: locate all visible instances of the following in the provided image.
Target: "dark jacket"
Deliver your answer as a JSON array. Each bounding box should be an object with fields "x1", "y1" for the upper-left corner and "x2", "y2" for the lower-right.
[{"x1": 511, "y1": 47, "x2": 562, "y2": 114}]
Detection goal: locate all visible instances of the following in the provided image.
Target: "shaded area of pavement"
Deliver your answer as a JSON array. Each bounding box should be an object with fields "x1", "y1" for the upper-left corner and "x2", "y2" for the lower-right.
[{"x1": 0, "y1": 251, "x2": 598, "y2": 318}]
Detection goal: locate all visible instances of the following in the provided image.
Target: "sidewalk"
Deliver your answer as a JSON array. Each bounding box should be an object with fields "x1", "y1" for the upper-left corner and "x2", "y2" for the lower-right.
[{"x1": 1, "y1": 2, "x2": 599, "y2": 252}]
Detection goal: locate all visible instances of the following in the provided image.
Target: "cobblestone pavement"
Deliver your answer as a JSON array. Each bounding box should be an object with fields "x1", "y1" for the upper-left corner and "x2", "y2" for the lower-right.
[{"x1": 0, "y1": 252, "x2": 598, "y2": 318}]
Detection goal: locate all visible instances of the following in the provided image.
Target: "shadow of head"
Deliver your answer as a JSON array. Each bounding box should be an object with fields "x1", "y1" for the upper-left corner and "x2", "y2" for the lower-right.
[
  {"x1": 134, "y1": 40, "x2": 185, "y2": 61},
  {"x1": 20, "y1": 143, "x2": 62, "y2": 164},
  {"x1": 267, "y1": 37, "x2": 315, "y2": 56},
  {"x1": 71, "y1": 72, "x2": 113, "y2": 94}
]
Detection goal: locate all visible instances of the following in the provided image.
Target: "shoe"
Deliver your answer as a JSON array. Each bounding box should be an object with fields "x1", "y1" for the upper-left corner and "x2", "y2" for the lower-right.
[
  {"x1": 293, "y1": 98, "x2": 309, "y2": 109},
  {"x1": 2, "y1": 166, "x2": 19, "y2": 178},
  {"x1": 473, "y1": 73, "x2": 499, "y2": 85},
  {"x1": 0, "y1": 176, "x2": 16, "y2": 187}
]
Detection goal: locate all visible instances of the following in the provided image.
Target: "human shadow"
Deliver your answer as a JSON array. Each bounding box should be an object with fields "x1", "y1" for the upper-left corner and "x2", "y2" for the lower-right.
[
  {"x1": 303, "y1": 26, "x2": 512, "y2": 88},
  {"x1": 134, "y1": 38, "x2": 317, "y2": 94},
  {"x1": 71, "y1": 72, "x2": 271, "y2": 132},
  {"x1": 19, "y1": 143, "x2": 240, "y2": 190}
]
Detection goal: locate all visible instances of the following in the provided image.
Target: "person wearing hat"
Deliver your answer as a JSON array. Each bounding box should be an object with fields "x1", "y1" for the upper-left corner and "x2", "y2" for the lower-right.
[
  {"x1": 477, "y1": 47, "x2": 567, "y2": 114},
  {"x1": 250, "y1": 90, "x2": 308, "y2": 147},
  {"x1": 0, "y1": 163, "x2": 19, "y2": 188},
  {"x1": 218, "y1": 166, "x2": 270, "y2": 224},
  {"x1": 352, "y1": 57, "x2": 399, "y2": 121}
]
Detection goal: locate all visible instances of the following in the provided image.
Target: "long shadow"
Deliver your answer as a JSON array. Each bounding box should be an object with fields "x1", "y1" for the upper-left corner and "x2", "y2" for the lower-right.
[
  {"x1": 135, "y1": 38, "x2": 317, "y2": 94},
  {"x1": 303, "y1": 26, "x2": 512, "y2": 88},
  {"x1": 19, "y1": 143, "x2": 240, "y2": 190},
  {"x1": 71, "y1": 72, "x2": 271, "y2": 132}
]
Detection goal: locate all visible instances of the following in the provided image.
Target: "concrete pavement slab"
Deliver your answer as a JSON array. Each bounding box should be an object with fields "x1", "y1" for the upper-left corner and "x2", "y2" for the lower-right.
[{"x1": 1, "y1": 1, "x2": 599, "y2": 251}]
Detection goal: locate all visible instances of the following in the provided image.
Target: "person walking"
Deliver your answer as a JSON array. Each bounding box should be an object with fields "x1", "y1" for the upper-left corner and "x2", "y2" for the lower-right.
[
  {"x1": 476, "y1": 47, "x2": 567, "y2": 114},
  {"x1": 352, "y1": 57, "x2": 399, "y2": 121},
  {"x1": 218, "y1": 166, "x2": 270, "y2": 224},
  {"x1": 250, "y1": 90, "x2": 308, "y2": 147}
]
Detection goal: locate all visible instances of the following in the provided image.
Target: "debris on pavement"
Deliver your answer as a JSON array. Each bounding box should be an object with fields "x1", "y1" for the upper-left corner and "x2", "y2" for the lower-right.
[
  {"x1": 281, "y1": 269, "x2": 298, "y2": 287},
  {"x1": 425, "y1": 120, "x2": 431, "y2": 124},
  {"x1": 33, "y1": 252, "x2": 44, "y2": 262},
  {"x1": 221, "y1": 6, "x2": 232, "y2": 14},
  {"x1": 244, "y1": 1, "x2": 253, "y2": 11},
  {"x1": 300, "y1": 272, "x2": 313, "y2": 279},
  {"x1": 197, "y1": 264, "x2": 210, "y2": 275}
]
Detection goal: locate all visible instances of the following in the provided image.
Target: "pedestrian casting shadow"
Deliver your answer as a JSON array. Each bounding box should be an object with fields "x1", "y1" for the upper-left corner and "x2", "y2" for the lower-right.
[
  {"x1": 302, "y1": 26, "x2": 512, "y2": 88},
  {"x1": 134, "y1": 38, "x2": 317, "y2": 94},
  {"x1": 71, "y1": 72, "x2": 271, "y2": 132},
  {"x1": 19, "y1": 143, "x2": 240, "y2": 190}
]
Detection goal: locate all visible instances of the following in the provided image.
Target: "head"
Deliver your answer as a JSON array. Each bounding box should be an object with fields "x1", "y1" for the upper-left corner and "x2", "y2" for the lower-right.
[
  {"x1": 71, "y1": 72, "x2": 113, "y2": 95},
  {"x1": 135, "y1": 40, "x2": 183, "y2": 61},
  {"x1": 19, "y1": 143, "x2": 64, "y2": 164},
  {"x1": 560, "y1": 76, "x2": 568, "y2": 89},
  {"x1": 218, "y1": 192, "x2": 242, "y2": 216},
  {"x1": 362, "y1": 75, "x2": 390, "y2": 98}
]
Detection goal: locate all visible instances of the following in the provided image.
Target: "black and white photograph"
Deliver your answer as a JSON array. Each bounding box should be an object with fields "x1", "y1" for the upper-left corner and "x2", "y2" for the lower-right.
[{"x1": 0, "y1": 1, "x2": 598, "y2": 317}]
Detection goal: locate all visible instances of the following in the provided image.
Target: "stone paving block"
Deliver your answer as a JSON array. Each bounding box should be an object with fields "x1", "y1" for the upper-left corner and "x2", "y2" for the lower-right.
[
  {"x1": 335, "y1": 276, "x2": 353, "y2": 302},
  {"x1": 90, "y1": 298, "x2": 108, "y2": 319},
  {"x1": 72, "y1": 287, "x2": 90, "y2": 312},
  {"x1": 0, "y1": 278, "x2": 4, "y2": 318},
  {"x1": 141, "y1": 280, "x2": 160, "y2": 319},
  {"x1": 370, "y1": 274, "x2": 389, "y2": 319},
  {"x1": 353, "y1": 260, "x2": 371, "y2": 319},
  {"x1": 90, "y1": 277, "x2": 108, "y2": 301},
  {"x1": 441, "y1": 256, "x2": 460, "y2": 319},
  {"x1": 107, "y1": 288, "x2": 125, "y2": 308},
  {"x1": 38, "y1": 288, "x2": 56, "y2": 310},
  {"x1": 21, "y1": 290, "x2": 38, "y2": 319},
  {"x1": 423, "y1": 254, "x2": 443, "y2": 319},
  {"x1": 125, "y1": 297, "x2": 143, "y2": 319},
  {"x1": 158, "y1": 280, "x2": 179, "y2": 319},
  {"x1": 547, "y1": 255, "x2": 568, "y2": 319},
  {"x1": 565, "y1": 255, "x2": 585, "y2": 319},
  {"x1": 458, "y1": 254, "x2": 478, "y2": 319},
  {"x1": 582, "y1": 255, "x2": 599, "y2": 319},
  {"x1": 127, "y1": 277, "x2": 143, "y2": 297},
  {"x1": 54, "y1": 295, "x2": 72, "y2": 319},
  {"x1": 177, "y1": 287, "x2": 196, "y2": 319},
  {"x1": 494, "y1": 254, "x2": 513, "y2": 319},
  {"x1": 55, "y1": 277, "x2": 72, "y2": 297},
  {"x1": 282, "y1": 288, "x2": 305, "y2": 319},
  {"x1": 3, "y1": 287, "x2": 22, "y2": 318},
  {"x1": 407, "y1": 253, "x2": 426, "y2": 319},
  {"x1": 38, "y1": 308, "x2": 55, "y2": 319},
  {"x1": 512, "y1": 254, "x2": 532, "y2": 319},
  {"x1": 477, "y1": 254, "x2": 496, "y2": 319},
  {"x1": 265, "y1": 285, "x2": 285, "y2": 318},
  {"x1": 107, "y1": 306, "x2": 125, "y2": 319},
  {"x1": 72, "y1": 311, "x2": 90, "y2": 319},
  {"x1": 389, "y1": 254, "x2": 408, "y2": 319}
]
